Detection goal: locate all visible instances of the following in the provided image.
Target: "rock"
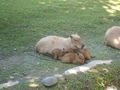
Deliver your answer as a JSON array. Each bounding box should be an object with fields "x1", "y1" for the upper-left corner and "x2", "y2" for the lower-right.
[
  {"x1": 41, "y1": 76, "x2": 58, "y2": 86},
  {"x1": 54, "y1": 74, "x2": 65, "y2": 81},
  {"x1": 105, "y1": 85, "x2": 117, "y2": 90},
  {"x1": 64, "y1": 60, "x2": 112, "y2": 75},
  {"x1": 13, "y1": 48, "x2": 17, "y2": 51},
  {"x1": 0, "y1": 80, "x2": 19, "y2": 89}
]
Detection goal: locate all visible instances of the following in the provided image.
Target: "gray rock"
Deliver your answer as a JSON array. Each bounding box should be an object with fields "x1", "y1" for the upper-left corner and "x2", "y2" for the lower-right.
[
  {"x1": 54, "y1": 74, "x2": 65, "y2": 81},
  {"x1": 64, "y1": 60, "x2": 112, "y2": 75},
  {"x1": 41, "y1": 76, "x2": 58, "y2": 86}
]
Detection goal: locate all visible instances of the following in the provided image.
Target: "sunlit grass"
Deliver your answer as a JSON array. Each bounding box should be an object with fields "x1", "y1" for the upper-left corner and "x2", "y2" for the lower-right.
[
  {"x1": 100, "y1": 0, "x2": 120, "y2": 16},
  {"x1": 0, "y1": 0, "x2": 120, "y2": 90}
]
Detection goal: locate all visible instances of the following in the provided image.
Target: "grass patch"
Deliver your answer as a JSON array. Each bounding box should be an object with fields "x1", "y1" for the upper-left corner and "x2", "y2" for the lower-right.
[{"x1": 0, "y1": 0, "x2": 120, "y2": 89}]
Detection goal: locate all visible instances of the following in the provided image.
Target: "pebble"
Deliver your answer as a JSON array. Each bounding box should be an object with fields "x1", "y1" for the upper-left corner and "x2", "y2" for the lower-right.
[
  {"x1": 41, "y1": 76, "x2": 58, "y2": 86},
  {"x1": 14, "y1": 48, "x2": 17, "y2": 51}
]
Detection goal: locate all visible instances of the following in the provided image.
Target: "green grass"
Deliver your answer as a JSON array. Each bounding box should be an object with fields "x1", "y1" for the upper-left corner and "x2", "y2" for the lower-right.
[{"x1": 0, "y1": 0, "x2": 120, "y2": 90}]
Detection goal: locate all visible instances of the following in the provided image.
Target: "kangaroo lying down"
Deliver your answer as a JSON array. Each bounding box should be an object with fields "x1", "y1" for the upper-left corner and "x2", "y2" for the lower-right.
[
  {"x1": 51, "y1": 47, "x2": 92, "y2": 64},
  {"x1": 60, "y1": 52, "x2": 85, "y2": 64},
  {"x1": 104, "y1": 26, "x2": 120, "y2": 49},
  {"x1": 80, "y1": 48, "x2": 92, "y2": 60},
  {"x1": 35, "y1": 34, "x2": 84, "y2": 54}
]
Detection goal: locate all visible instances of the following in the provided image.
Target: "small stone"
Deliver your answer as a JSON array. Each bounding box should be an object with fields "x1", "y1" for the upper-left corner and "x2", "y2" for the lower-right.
[
  {"x1": 14, "y1": 48, "x2": 17, "y2": 51},
  {"x1": 10, "y1": 76, "x2": 14, "y2": 79},
  {"x1": 41, "y1": 76, "x2": 58, "y2": 86}
]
